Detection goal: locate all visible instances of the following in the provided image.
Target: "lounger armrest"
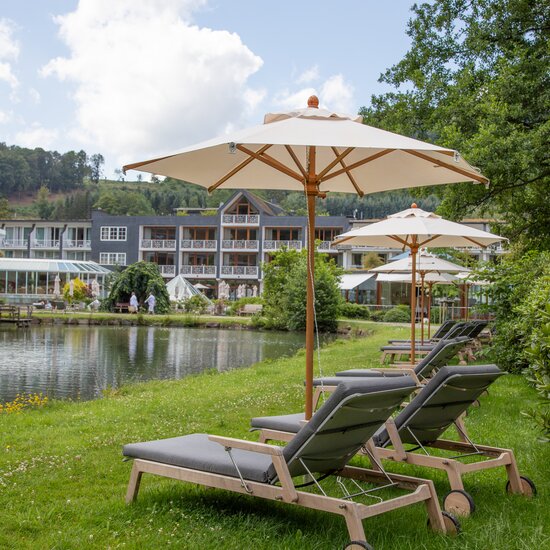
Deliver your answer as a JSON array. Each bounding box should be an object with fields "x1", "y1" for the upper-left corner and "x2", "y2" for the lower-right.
[{"x1": 208, "y1": 435, "x2": 284, "y2": 456}]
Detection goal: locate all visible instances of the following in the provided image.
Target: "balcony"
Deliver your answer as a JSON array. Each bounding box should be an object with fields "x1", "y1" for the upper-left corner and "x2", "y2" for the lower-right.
[
  {"x1": 158, "y1": 265, "x2": 176, "y2": 277},
  {"x1": 140, "y1": 239, "x2": 177, "y2": 250},
  {"x1": 1, "y1": 239, "x2": 28, "y2": 249},
  {"x1": 63, "y1": 239, "x2": 91, "y2": 249},
  {"x1": 180, "y1": 239, "x2": 217, "y2": 251},
  {"x1": 318, "y1": 241, "x2": 337, "y2": 252},
  {"x1": 220, "y1": 266, "x2": 259, "y2": 278},
  {"x1": 263, "y1": 240, "x2": 302, "y2": 251},
  {"x1": 32, "y1": 239, "x2": 60, "y2": 249},
  {"x1": 222, "y1": 214, "x2": 259, "y2": 226},
  {"x1": 180, "y1": 265, "x2": 217, "y2": 277},
  {"x1": 221, "y1": 239, "x2": 259, "y2": 251}
]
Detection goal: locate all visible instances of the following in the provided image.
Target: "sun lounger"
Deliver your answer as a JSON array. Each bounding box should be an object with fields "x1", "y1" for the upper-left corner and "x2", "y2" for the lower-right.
[
  {"x1": 124, "y1": 377, "x2": 459, "y2": 549},
  {"x1": 251, "y1": 365, "x2": 536, "y2": 519},
  {"x1": 388, "y1": 319, "x2": 457, "y2": 344}
]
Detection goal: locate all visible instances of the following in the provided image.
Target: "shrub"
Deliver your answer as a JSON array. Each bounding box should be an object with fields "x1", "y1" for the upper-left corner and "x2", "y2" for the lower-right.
[
  {"x1": 63, "y1": 277, "x2": 89, "y2": 304},
  {"x1": 181, "y1": 294, "x2": 210, "y2": 314},
  {"x1": 228, "y1": 297, "x2": 263, "y2": 316},
  {"x1": 369, "y1": 309, "x2": 386, "y2": 322},
  {"x1": 383, "y1": 305, "x2": 411, "y2": 323},
  {"x1": 339, "y1": 302, "x2": 370, "y2": 320}
]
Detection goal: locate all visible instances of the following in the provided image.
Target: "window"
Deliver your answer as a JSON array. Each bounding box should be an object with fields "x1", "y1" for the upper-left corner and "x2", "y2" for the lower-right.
[
  {"x1": 99, "y1": 252, "x2": 126, "y2": 265},
  {"x1": 100, "y1": 226, "x2": 127, "y2": 241}
]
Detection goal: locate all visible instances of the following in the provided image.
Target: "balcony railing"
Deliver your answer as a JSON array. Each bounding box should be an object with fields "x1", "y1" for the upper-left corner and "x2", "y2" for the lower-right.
[
  {"x1": 141, "y1": 239, "x2": 177, "y2": 249},
  {"x1": 180, "y1": 265, "x2": 217, "y2": 277},
  {"x1": 318, "y1": 241, "x2": 336, "y2": 252},
  {"x1": 222, "y1": 214, "x2": 259, "y2": 225},
  {"x1": 63, "y1": 239, "x2": 91, "y2": 249},
  {"x1": 221, "y1": 239, "x2": 259, "y2": 251},
  {"x1": 158, "y1": 265, "x2": 176, "y2": 276},
  {"x1": 1, "y1": 239, "x2": 28, "y2": 248},
  {"x1": 180, "y1": 239, "x2": 217, "y2": 250},
  {"x1": 263, "y1": 240, "x2": 302, "y2": 251},
  {"x1": 32, "y1": 239, "x2": 60, "y2": 248},
  {"x1": 221, "y1": 266, "x2": 259, "y2": 278}
]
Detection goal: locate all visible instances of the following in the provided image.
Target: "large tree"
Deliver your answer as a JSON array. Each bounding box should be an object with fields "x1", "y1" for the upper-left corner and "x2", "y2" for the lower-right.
[{"x1": 361, "y1": 0, "x2": 550, "y2": 249}]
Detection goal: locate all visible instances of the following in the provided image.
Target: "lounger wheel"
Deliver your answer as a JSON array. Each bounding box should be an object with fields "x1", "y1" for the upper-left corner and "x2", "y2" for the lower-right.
[
  {"x1": 344, "y1": 541, "x2": 373, "y2": 550},
  {"x1": 427, "y1": 511, "x2": 461, "y2": 535},
  {"x1": 443, "y1": 489, "x2": 475, "y2": 517},
  {"x1": 506, "y1": 476, "x2": 537, "y2": 497}
]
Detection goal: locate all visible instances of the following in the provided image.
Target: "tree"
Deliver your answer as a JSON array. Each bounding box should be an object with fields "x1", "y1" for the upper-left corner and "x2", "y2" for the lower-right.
[
  {"x1": 89, "y1": 153, "x2": 104, "y2": 184},
  {"x1": 361, "y1": 0, "x2": 550, "y2": 250},
  {"x1": 105, "y1": 261, "x2": 170, "y2": 314},
  {"x1": 261, "y1": 248, "x2": 342, "y2": 332},
  {"x1": 362, "y1": 252, "x2": 384, "y2": 269},
  {"x1": 63, "y1": 278, "x2": 89, "y2": 304},
  {"x1": 0, "y1": 198, "x2": 12, "y2": 218},
  {"x1": 94, "y1": 189, "x2": 154, "y2": 215},
  {"x1": 34, "y1": 186, "x2": 54, "y2": 219}
]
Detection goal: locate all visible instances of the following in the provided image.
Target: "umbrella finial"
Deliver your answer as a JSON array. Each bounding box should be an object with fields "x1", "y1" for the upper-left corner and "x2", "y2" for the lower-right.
[
  {"x1": 411, "y1": 203, "x2": 418, "y2": 208},
  {"x1": 307, "y1": 95, "x2": 319, "y2": 109}
]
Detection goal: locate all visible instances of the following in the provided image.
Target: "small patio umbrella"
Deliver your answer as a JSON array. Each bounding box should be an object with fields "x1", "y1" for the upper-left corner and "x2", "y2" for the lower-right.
[
  {"x1": 124, "y1": 97, "x2": 488, "y2": 419},
  {"x1": 69, "y1": 279, "x2": 74, "y2": 298},
  {"x1": 91, "y1": 278, "x2": 100, "y2": 298},
  {"x1": 53, "y1": 274, "x2": 61, "y2": 299},
  {"x1": 334, "y1": 204, "x2": 505, "y2": 364},
  {"x1": 371, "y1": 252, "x2": 469, "y2": 342}
]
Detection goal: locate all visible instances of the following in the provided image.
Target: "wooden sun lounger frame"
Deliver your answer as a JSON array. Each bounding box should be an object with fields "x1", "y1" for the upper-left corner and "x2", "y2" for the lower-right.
[{"x1": 125, "y1": 434, "x2": 454, "y2": 549}]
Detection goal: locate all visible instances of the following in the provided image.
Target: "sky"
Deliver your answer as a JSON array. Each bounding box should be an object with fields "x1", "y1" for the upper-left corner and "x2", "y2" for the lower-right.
[{"x1": 0, "y1": 0, "x2": 416, "y2": 178}]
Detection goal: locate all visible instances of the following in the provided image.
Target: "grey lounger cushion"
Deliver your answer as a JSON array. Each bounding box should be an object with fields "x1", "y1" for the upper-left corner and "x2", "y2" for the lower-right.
[
  {"x1": 250, "y1": 412, "x2": 305, "y2": 433},
  {"x1": 123, "y1": 433, "x2": 274, "y2": 483}
]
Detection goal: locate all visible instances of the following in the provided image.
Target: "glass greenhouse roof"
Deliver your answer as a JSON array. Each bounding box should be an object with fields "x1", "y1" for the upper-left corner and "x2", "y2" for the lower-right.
[{"x1": 0, "y1": 258, "x2": 111, "y2": 274}]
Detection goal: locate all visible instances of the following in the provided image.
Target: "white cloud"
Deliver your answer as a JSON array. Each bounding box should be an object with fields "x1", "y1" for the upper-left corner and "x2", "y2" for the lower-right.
[
  {"x1": 41, "y1": 0, "x2": 264, "y2": 167},
  {"x1": 0, "y1": 110, "x2": 12, "y2": 124},
  {"x1": 0, "y1": 19, "x2": 19, "y2": 90},
  {"x1": 296, "y1": 65, "x2": 319, "y2": 85},
  {"x1": 320, "y1": 74, "x2": 355, "y2": 114},
  {"x1": 29, "y1": 88, "x2": 41, "y2": 104},
  {"x1": 15, "y1": 124, "x2": 59, "y2": 149},
  {"x1": 272, "y1": 73, "x2": 355, "y2": 114}
]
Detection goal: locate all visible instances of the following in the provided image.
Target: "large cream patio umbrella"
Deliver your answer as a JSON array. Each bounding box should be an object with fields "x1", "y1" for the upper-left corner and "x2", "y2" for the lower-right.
[
  {"x1": 334, "y1": 204, "x2": 505, "y2": 364},
  {"x1": 371, "y1": 252, "x2": 469, "y2": 343},
  {"x1": 123, "y1": 96, "x2": 488, "y2": 419}
]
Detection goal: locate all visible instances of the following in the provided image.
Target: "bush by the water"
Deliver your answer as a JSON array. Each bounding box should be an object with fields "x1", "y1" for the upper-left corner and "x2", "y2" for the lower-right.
[
  {"x1": 339, "y1": 302, "x2": 370, "y2": 320},
  {"x1": 228, "y1": 297, "x2": 263, "y2": 316},
  {"x1": 180, "y1": 294, "x2": 210, "y2": 315},
  {"x1": 260, "y1": 248, "x2": 342, "y2": 332},
  {"x1": 383, "y1": 305, "x2": 411, "y2": 323}
]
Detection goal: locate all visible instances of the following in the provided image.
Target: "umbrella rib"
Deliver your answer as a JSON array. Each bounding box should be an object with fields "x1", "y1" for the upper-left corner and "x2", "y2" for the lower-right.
[
  {"x1": 207, "y1": 144, "x2": 273, "y2": 192},
  {"x1": 284, "y1": 145, "x2": 308, "y2": 180},
  {"x1": 403, "y1": 150, "x2": 489, "y2": 184},
  {"x1": 320, "y1": 149, "x2": 395, "y2": 182},
  {"x1": 316, "y1": 147, "x2": 355, "y2": 180},
  {"x1": 236, "y1": 144, "x2": 304, "y2": 182},
  {"x1": 462, "y1": 236, "x2": 491, "y2": 248},
  {"x1": 329, "y1": 147, "x2": 364, "y2": 197}
]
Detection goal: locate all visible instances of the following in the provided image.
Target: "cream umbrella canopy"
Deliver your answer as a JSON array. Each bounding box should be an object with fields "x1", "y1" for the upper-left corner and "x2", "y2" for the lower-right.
[
  {"x1": 334, "y1": 204, "x2": 505, "y2": 364},
  {"x1": 123, "y1": 96, "x2": 488, "y2": 419},
  {"x1": 371, "y1": 252, "x2": 469, "y2": 343}
]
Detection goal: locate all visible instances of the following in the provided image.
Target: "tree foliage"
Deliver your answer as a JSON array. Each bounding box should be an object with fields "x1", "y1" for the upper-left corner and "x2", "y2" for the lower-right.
[
  {"x1": 261, "y1": 248, "x2": 342, "y2": 332},
  {"x1": 360, "y1": 0, "x2": 550, "y2": 249},
  {"x1": 63, "y1": 278, "x2": 89, "y2": 304},
  {"x1": 105, "y1": 262, "x2": 170, "y2": 313},
  {"x1": 94, "y1": 189, "x2": 155, "y2": 216}
]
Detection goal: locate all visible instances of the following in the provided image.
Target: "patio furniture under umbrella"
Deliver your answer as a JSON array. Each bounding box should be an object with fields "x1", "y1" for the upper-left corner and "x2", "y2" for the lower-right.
[
  {"x1": 371, "y1": 252, "x2": 469, "y2": 343},
  {"x1": 334, "y1": 204, "x2": 505, "y2": 365},
  {"x1": 123, "y1": 96, "x2": 488, "y2": 419}
]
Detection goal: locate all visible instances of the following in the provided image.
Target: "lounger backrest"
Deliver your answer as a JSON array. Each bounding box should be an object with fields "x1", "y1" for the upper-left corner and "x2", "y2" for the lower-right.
[
  {"x1": 414, "y1": 336, "x2": 471, "y2": 378},
  {"x1": 374, "y1": 365, "x2": 503, "y2": 447},
  {"x1": 431, "y1": 319, "x2": 456, "y2": 340},
  {"x1": 467, "y1": 320, "x2": 488, "y2": 339},
  {"x1": 268, "y1": 377, "x2": 416, "y2": 482},
  {"x1": 442, "y1": 322, "x2": 468, "y2": 339}
]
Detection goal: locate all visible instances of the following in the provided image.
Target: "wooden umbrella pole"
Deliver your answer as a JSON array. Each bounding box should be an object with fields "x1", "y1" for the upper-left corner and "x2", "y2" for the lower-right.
[
  {"x1": 427, "y1": 282, "x2": 433, "y2": 339},
  {"x1": 305, "y1": 146, "x2": 318, "y2": 420},
  {"x1": 410, "y1": 242, "x2": 418, "y2": 367},
  {"x1": 420, "y1": 271, "x2": 425, "y2": 344}
]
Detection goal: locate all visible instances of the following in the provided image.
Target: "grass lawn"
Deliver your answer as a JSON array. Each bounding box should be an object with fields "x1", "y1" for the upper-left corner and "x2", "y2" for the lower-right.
[{"x1": 1, "y1": 323, "x2": 548, "y2": 549}]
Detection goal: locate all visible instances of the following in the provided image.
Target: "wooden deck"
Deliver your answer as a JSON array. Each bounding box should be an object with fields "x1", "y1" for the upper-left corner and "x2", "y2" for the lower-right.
[{"x1": 0, "y1": 305, "x2": 33, "y2": 327}]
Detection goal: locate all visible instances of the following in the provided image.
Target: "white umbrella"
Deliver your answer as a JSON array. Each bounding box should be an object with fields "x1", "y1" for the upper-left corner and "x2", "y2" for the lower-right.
[
  {"x1": 69, "y1": 279, "x2": 74, "y2": 298},
  {"x1": 371, "y1": 252, "x2": 469, "y2": 342},
  {"x1": 124, "y1": 97, "x2": 488, "y2": 419},
  {"x1": 335, "y1": 204, "x2": 505, "y2": 363},
  {"x1": 53, "y1": 274, "x2": 61, "y2": 298},
  {"x1": 91, "y1": 279, "x2": 100, "y2": 298}
]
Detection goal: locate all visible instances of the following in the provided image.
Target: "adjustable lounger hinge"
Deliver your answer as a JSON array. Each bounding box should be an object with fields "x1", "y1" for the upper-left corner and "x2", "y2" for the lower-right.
[{"x1": 224, "y1": 446, "x2": 253, "y2": 494}]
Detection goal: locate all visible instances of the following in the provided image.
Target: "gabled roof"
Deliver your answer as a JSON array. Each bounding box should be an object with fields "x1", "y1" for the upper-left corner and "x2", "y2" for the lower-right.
[{"x1": 221, "y1": 190, "x2": 285, "y2": 216}]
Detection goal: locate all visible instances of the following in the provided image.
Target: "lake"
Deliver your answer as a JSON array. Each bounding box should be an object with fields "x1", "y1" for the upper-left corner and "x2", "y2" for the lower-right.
[{"x1": 0, "y1": 325, "x2": 315, "y2": 402}]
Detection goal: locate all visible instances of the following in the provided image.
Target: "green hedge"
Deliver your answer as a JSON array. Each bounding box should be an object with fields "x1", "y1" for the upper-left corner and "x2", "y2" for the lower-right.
[{"x1": 339, "y1": 302, "x2": 370, "y2": 319}]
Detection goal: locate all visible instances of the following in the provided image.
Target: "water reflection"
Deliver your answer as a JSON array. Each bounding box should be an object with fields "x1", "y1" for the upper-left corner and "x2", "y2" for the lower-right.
[{"x1": 0, "y1": 326, "x2": 316, "y2": 402}]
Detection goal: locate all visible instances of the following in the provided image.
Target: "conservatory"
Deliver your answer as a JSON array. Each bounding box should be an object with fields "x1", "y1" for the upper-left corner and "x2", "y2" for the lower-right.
[{"x1": 0, "y1": 258, "x2": 111, "y2": 302}]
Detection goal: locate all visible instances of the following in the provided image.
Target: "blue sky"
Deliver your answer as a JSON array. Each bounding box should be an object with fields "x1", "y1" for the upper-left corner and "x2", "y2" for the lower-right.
[{"x1": 1, "y1": 0, "x2": 415, "y2": 176}]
